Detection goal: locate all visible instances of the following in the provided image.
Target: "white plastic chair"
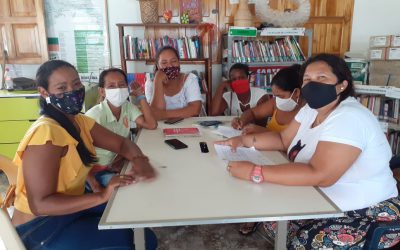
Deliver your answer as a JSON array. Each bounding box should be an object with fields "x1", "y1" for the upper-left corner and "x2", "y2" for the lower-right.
[{"x1": 0, "y1": 209, "x2": 25, "y2": 250}]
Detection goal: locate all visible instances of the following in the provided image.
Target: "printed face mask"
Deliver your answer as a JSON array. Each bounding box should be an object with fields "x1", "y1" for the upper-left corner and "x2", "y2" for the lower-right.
[
  {"x1": 105, "y1": 88, "x2": 129, "y2": 107},
  {"x1": 275, "y1": 90, "x2": 298, "y2": 112},
  {"x1": 161, "y1": 66, "x2": 180, "y2": 80},
  {"x1": 301, "y1": 81, "x2": 340, "y2": 109},
  {"x1": 231, "y1": 79, "x2": 250, "y2": 95},
  {"x1": 46, "y1": 87, "x2": 85, "y2": 115}
]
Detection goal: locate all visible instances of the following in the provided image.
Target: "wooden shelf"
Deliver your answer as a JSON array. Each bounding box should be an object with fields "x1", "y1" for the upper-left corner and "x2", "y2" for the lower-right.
[
  {"x1": 117, "y1": 23, "x2": 213, "y2": 114},
  {"x1": 116, "y1": 23, "x2": 199, "y2": 28},
  {"x1": 125, "y1": 58, "x2": 209, "y2": 65}
]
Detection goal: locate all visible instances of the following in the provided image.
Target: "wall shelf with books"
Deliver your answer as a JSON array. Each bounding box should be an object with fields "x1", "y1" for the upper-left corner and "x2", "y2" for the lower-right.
[
  {"x1": 222, "y1": 28, "x2": 312, "y2": 92},
  {"x1": 117, "y1": 23, "x2": 212, "y2": 113},
  {"x1": 354, "y1": 84, "x2": 400, "y2": 154}
]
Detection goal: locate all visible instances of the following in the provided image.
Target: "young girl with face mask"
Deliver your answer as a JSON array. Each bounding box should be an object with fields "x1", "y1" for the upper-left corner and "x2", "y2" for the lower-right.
[
  {"x1": 11, "y1": 60, "x2": 157, "y2": 249},
  {"x1": 85, "y1": 68, "x2": 157, "y2": 191},
  {"x1": 232, "y1": 64, "x2": 303, "y2": 136},
  {"x1": 144, "y1": 46, "x2": 202, "y2": 120}
]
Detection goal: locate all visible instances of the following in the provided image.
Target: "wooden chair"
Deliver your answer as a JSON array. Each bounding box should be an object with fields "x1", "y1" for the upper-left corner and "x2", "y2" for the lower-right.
[
  {"x1": 0, "y1": 155, "x2": 25, "y2": 249},
  {"x1": 0, "y1": 155, "x2": 17, "y2": 217}
]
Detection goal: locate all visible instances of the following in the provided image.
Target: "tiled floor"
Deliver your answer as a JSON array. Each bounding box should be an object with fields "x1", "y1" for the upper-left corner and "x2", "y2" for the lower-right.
[{"x1": 0, "y1": 172, "x2": 273, "y2": 249}]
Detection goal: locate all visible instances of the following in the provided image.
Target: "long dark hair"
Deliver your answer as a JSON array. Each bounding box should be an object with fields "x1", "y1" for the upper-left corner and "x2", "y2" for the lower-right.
[
  {"x1": 99, "y1": 68, "x2": 127, "y2": 88},
  {"x1": 37, "y1": 60, "x2": 97, "y2": 166},
  {"x1": 271, "y1": 64, "x2": 302, "y2": 92},
  {"x1": 300, "y1": 54, "x2": 355, "y2": 103}
]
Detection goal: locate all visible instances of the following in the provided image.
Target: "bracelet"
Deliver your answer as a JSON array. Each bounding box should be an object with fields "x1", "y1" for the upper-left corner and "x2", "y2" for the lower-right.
[
  {"x1": 136, "y1": 95, "x2": 146, "y2": 103},
  {"x1": 132, "y1": 155, "x2": 149, "y2": 162},
  {"x1": 250, "y1": 165, "x2": 264, "y2": 184}
]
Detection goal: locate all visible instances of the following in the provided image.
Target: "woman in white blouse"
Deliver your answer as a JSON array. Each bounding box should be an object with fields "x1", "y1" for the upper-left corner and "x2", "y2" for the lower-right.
[{"x1": 145, "y1": 46, "x2": 202, "y2": 120}]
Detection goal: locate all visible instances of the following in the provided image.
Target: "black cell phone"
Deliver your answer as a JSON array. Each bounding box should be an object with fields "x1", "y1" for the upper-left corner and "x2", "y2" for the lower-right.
[
  {"x1": 199, "y1": 142, "x2": 209, "y2": 153},
  {"x1": 164, "y1": 118, "x2": 184, "y2": 125},
  {"x1": 164, "y1": 139, "x2": 188, "y2": 150},
  {"x1": 199, "y1": 120, "x2": 222, "y2": 127}
]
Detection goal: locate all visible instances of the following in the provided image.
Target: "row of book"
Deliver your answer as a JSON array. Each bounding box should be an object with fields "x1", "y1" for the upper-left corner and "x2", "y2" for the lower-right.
[
  {"x1": 231, "y1": 36, "x2": 306, "y2": 63},
  {"x1": 357, "y1": 95, "x2": 400, "y2": 124},
  {"x1": 388, "y1": 130, "x2": 400, "y2": 155},
  {"x1": 124, "y1": 35, "x2": 203, "y2": 60}
]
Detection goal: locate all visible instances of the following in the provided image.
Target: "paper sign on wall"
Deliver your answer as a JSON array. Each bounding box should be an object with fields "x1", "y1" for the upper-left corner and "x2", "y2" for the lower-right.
[{"x1": 180, "y1": 0, "x2": 202, "y2": 23}]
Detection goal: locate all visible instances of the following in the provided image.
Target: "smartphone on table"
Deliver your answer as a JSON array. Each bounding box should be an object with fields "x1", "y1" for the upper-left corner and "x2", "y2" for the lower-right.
[
  {"x1": 164, "y1": 139, "x2": 188, "y2": 150},
  {"x1": 164, "y1": 118, "x2": 183, "y2": 125}
]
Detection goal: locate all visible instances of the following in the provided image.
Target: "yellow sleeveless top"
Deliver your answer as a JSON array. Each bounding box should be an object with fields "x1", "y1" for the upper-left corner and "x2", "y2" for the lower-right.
[
  {"x1": 13, "y1": 114, "x2": 96, "y2": 214},
  {"x1": 265, "y1": 109, "x2": 288, "y2": 132}
]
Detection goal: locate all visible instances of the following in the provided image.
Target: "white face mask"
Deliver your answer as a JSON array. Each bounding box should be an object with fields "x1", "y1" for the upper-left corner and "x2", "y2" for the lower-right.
[
  {"x1": 275, "y1": 90, "x2": 298, "y2": 112},
  {"x1": 105, "y1": 88, "x2": 129, "y2": 107}
]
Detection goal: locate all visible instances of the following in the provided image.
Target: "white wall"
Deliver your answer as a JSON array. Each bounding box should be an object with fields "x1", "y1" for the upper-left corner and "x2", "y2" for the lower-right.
[{"x1": 350, "y1": 0, "x2": 400, "y2": 56}]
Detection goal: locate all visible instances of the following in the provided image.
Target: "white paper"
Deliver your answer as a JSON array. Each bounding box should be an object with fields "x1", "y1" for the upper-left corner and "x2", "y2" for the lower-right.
[
  {"x1": 214, "y1": 144, "x2": 275, "y2": 165},
  {"x1": 213, "y1": 125, "x2": 242, "y2": 138}
]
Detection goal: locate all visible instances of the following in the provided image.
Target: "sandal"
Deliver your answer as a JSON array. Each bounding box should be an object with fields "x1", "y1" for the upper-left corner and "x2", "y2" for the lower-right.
[{"x1": 238, "y1": 222, "x2": 261, "y2": 235}]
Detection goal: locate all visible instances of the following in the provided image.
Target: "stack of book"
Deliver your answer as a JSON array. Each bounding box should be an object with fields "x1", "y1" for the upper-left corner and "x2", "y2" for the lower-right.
[
  {"x1": 124, "y1": 35, "x2": 203, "y2": 60},
  {"x1": 357, "y1": 95, "x2": 400, "y2": 124},
  {"x1": 231, "y1": 36, "x2": 305, "y2": 63}
]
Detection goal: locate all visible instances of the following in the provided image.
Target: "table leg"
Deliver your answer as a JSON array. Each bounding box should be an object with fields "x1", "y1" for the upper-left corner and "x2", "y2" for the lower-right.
[
  {"x1": 275, "y1": 220, "x2": 288, "y2": 250},
  {"x1": 134, "y1": 228, "x2": 145, "y2": 250}
]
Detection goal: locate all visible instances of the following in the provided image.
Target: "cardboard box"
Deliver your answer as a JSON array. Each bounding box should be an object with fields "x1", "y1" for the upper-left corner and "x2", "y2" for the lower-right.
[
  {"x1": 391, "y1": 35, "x2": 400, "y2": 47},
  {"x1": 369, "y1": 48, "x2": 386, "y2": 60},
  {"x1": 386, "y1": 47, "x2": 400, "y2": 60},
  {"x1": 369, "y1": 61, "x2": 400, "y2": 74},
  {"x1": 370, "y1": 35, "x2": 391, "y2": 48},
  {"x1": 369, "y1": 73, "x2": 400, "y2": 87},
  {"x1": 345, "y1": 59, "x2": 368, "y2": 84}
]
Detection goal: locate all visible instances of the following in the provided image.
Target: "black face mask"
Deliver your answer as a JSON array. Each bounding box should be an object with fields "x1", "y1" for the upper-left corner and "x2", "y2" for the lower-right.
[{"x1": 301, "y1": 81, "x2": 340, "y2": 109}]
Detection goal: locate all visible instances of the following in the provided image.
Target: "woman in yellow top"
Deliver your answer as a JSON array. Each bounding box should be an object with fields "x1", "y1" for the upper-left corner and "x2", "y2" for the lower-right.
[
  {"x1": 11, "y1": 60, "x2": 157, "y2": 249},
  {"x1": 231, "y1": 64, "x2": 304, "y2": 135}
]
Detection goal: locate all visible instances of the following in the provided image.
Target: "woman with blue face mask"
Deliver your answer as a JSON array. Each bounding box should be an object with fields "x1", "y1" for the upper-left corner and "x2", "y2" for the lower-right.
[
  {"x1": 232, "y1": 64, "x2": 304, "y2": 136},
  {"x1": 217, "y1": 54, "x2": 400, "y2": 249},
  {"x1": 11, "y1": 60, "x2": 157, "y2": 249}
]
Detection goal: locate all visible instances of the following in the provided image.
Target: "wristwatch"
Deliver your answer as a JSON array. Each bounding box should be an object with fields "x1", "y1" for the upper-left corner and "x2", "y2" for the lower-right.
[{"x1": 250, "y1": 165, "x2": 264, "y2": 184}]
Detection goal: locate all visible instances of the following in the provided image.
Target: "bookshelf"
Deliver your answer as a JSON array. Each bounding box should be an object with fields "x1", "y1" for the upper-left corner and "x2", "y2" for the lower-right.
[
  {"x1": 354, "y1": 84, "x2": 400, "y2": 155},
  {"x1": 223, "y1": 28, "x2": 313, "y2": 92},
  {"x1": 116, "y1": 23, "x2": 212, "y2": 113}
]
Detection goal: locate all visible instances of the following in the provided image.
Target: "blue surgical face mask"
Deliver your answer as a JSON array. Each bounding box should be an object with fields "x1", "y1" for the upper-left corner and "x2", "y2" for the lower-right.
[{"x1": 46, "y1": 87, "x2": 85, "y2": 115}]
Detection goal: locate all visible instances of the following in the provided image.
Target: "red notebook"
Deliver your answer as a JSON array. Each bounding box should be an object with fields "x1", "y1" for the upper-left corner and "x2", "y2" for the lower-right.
[{"x1": 163, "y1": 127, "x2": 200, "y2": 137}]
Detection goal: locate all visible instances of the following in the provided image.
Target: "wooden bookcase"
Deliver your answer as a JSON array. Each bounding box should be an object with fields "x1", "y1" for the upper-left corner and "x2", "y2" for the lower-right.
[{"x1": 116, "y1": 23, "x2": 212, "y2": 113}]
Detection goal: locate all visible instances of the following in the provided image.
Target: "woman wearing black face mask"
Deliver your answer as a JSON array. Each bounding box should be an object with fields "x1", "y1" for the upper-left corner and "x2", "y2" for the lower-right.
[
  {"x1": 145, "y1": 46, "x2": 202, "y2": 120},
  {"x1": 216, "y1": 54, "x2": 400, "y2": 249}
]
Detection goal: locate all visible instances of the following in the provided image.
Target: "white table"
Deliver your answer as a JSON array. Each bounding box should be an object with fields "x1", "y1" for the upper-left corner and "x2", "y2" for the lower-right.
[{"x1": 99, "y1": 117, "x2": 343, "y2": 250}]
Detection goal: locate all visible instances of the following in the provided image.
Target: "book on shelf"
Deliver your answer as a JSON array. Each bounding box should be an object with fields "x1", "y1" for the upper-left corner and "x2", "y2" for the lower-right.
[
  {"x1": 231, "y1": 36, "x2": 305, "y2": 64},
  {"x1": 123, "y1": 35, "x2": 203, "y2": 60},
  {"x1": 356, "y1": 95, "x2": 400, "y2": 124},
  {"x1": 163, "y1": 127, "x2": 201, "y2": 137}
]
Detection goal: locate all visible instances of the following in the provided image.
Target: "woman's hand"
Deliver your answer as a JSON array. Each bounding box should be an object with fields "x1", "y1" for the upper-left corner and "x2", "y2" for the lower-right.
[
  {"x1": 154, "y1": 70, "x2": 168, "y2": 85},
  {"x1": 227, "y1": 161, "x2": 255, "y2": 181},
  {"x1": 231, "y1": 117, "x2": 243, "y2": 130},
  {"x1": 130, "y1": 81, "x2": 144, "y2": 97},
  {"x1": 242, "y1": 124, "x2": 267, "y2": 135},
  {"x1": 131, "y1": 157, "x2": 156, "y2": 181},
  {"x1": 214, "y1": 135, "x2": 244, "y2": 152},
  {"x1": 101, "y1": 174, "x2": 136, "y2": 202}
]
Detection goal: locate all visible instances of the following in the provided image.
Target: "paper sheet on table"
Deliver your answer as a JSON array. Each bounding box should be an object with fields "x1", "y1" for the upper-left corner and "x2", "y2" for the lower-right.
[
  {"x1": 212, "y1": 125, "x2": 242, "y2": 138},
  {"x1": 214, "y1": 144, "x2": 275, "y2": 165}
]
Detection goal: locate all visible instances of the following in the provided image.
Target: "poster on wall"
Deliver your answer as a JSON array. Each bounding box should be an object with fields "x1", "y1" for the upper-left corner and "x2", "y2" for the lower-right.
[
  {"x1": 179, "y1": 0, "x2": 202, "y2": 24},
  {"x1": 45, "y1": 0, "x2": 111, "y2": 82}
]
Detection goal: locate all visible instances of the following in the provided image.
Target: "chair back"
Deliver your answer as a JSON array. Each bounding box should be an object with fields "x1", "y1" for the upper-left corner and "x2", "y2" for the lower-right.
[
  {"x1": 0, "y1": 209, "x2": 25, "y2": 250},
  {"x1": 0, "y1": 155, "x2": 17, "y2": 216}
]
